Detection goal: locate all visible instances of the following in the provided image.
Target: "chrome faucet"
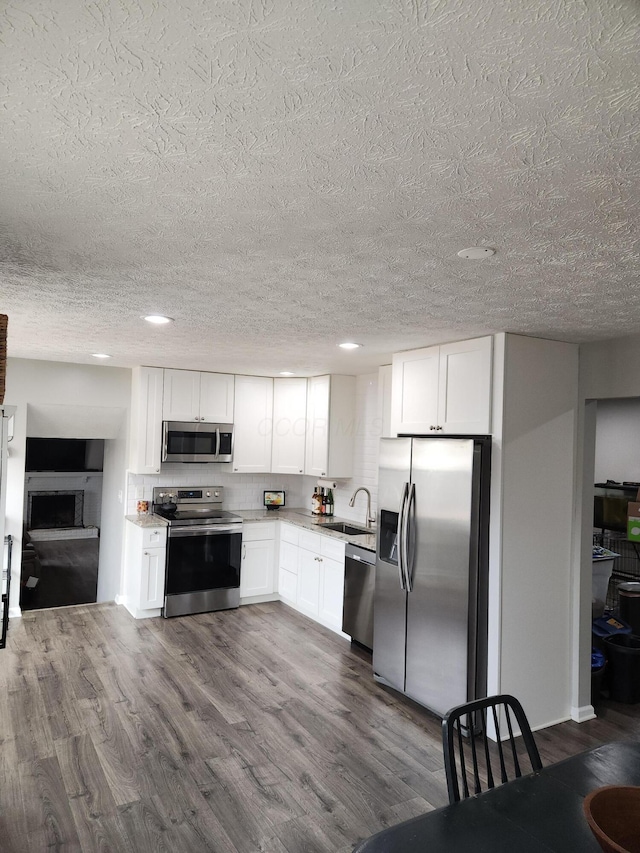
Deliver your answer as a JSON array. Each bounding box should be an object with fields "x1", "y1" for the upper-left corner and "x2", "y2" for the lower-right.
[{"x1": 349, "y1": 487, "x2": 375, "y2": 528}]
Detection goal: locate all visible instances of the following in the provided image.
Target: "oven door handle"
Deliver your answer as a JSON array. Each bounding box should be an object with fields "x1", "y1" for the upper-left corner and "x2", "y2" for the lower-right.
[{"x1": 168, "y1": 524, "x2": 243, "y2": 537}]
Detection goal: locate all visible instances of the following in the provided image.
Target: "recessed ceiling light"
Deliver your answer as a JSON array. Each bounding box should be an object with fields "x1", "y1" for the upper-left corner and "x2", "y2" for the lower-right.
[
  {"x1": 279, "y1": 371, "x2": 296, "y2": 376},
  {"x1": 338, "y1": 342, "x2": 362, "y2": 350},
  {"x1": 143, "y1": 314, "x2": 174, "y2": 325},
  {"x1": 457, "y1": 247, "x2": 495, "y2": 259},
  {"x1": 91, "y1": 353, "x2": 111, "y2": 359}
]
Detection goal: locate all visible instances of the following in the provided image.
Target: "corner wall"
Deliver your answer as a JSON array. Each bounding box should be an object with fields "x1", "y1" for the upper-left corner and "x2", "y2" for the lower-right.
[{"x1": 490, "y1": 334, "x2": 579, "y2": 729}]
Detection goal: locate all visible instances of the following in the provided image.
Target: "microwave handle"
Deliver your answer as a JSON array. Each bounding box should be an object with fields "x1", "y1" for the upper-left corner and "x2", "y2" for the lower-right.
[
  {"x1": 215, "y1": 427, "x2": 220, "y2": 457},
  {"x1": 161, "y1": 421, "x2": 169, "y2": 462}
]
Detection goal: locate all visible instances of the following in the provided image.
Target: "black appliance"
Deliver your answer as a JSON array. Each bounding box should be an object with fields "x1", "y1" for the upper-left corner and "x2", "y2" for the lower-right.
[{"x1": 152, "y1": 485, "x2": 242, "y2": 617}]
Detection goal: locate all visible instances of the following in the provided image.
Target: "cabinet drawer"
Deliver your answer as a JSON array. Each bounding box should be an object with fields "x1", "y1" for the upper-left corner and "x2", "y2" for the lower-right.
[
  {"x1": 299, "y1": 529, "x2": 322, "y2": 553},
  {"x1": 243, "y1": 521, "x2": 276, "y2": 542},
  {"x1": 142, "y1": 526, "x2": 167, "y2": 549},
  {"x1": 320, "y1": 535, "x2": 345, "y2": 563},
  {"x1": 280, "y1": 523, "x2": 299, "y2": 546}
]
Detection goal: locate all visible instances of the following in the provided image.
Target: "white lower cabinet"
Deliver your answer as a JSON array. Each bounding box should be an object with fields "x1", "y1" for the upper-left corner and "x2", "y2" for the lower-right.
[
  {"x1": 318, "y1": 537, "x2": 345, "y2": 632},
  {"x1": 122, "y1": 521, "x2": 167, "y2": 618},
  {"x1": 297, "y1": 531, "x2": 322, "y2": 618},
  {"x1": 240, "y1": 522, "x2": 277, "y2": 602},
  {"x1": 278, "y1": 522, "x2": 299, "y2": 605},
  {"x1": 277, "y1": 522, "x2": 347, "y2": 637}
]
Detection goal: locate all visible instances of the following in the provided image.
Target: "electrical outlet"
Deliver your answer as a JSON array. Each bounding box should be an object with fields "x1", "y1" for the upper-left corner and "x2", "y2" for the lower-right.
[
  {"x1": 117, "y1": 490, "x2": 123, "y2": 503},
  {"x1": 135, "y1": 486, "x2": 145, "y2": 500}
]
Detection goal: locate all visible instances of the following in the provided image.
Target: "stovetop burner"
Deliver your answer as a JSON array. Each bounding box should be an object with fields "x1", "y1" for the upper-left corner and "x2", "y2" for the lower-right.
[
  {"x1": 151, "y1": 485, "x2": 242, "y2": 526},
  {"x1": 154, "y1": 506, "x2": 242, "y2": 525}
]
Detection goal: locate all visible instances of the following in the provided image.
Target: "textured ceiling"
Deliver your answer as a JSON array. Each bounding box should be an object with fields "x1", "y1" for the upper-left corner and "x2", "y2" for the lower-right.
[{"x1": 1, "y1": 0, "x2": 639, "y2": 376}]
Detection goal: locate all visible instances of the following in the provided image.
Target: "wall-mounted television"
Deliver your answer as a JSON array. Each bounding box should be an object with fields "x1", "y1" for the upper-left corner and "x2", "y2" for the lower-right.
[{"x1": 25, "y1": 438, "x2": 104, "y2": 472}]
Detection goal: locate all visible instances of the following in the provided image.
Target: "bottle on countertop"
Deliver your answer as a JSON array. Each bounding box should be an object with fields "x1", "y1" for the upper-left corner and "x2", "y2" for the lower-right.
[
  {"x1": 312, "y1": 487, "x2": 321, "y2": 515},
  {"x1": 327, "y1": 489, "x2": 334, "y2": 516},
  {"x1": 321, "y1": 487, "x2": 327, "y2": 515}
]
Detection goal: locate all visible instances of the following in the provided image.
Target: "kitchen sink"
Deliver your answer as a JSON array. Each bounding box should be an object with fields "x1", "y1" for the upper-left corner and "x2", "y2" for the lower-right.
[{"x1": 322, "y1": 522, "x2": 372, "y2": 535}]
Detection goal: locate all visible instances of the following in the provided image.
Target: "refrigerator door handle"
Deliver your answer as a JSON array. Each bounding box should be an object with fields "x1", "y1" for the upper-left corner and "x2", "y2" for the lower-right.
[
  {"x1": 397, "y1": 482, "x2": 409, "y2": 590},
  {"x1": 403, "y1": 483, "x2": 416, "y2": 592}
]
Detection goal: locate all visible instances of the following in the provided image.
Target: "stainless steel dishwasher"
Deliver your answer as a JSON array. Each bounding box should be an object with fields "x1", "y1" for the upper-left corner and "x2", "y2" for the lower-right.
[{"x1": 342, "y1": 542, "x2": 376, "y2": 651}]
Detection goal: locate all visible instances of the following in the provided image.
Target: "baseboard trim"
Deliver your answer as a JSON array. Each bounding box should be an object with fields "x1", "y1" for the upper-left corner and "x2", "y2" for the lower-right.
[
  {"x1": 571, "y1": 704, "x2": 596, "y2": 723},
  {"x1": 9, "y1": 606, "x2": 22, "y2": 619},
  {"x1": 239, "y1": 593, "x2": 280, "y2": 605}
]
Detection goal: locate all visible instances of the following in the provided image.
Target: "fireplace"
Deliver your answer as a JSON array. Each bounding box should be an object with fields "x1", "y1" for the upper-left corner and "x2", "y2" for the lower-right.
[{"x1": 28, "y1": 490, "x2": 84, "y2": 530}]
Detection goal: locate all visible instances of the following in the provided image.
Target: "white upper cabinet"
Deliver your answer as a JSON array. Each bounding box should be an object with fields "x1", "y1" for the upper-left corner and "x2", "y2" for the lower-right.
[
  {"x1": 391, "y1": 336, "x2": 492, "y2": 435},
  {"x1": 438, "y1": 337, "x2": 493, "y2": 433},
  {"x1": 305, "y1": 375, "x2": 356, "y2": 478},
  {"x1": 232, "y1": 375, "x2": 274, "y2": 474},
  {"x1": 271, "y1": 377, "x2": 307, "y2": 475},
  {"x1": 130, "y1": 366, "x2": 164, "y2": 474},
  {"x1": 199, "y1": 372, "x2": 235, "y2": 422},
  {"x1": 162, "y1": 369, "x2": 234, "y2": 422}
]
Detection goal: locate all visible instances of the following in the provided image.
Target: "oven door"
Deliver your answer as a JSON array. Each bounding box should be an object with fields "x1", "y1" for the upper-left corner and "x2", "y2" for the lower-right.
[
  {"x1": 164, "y1": 524, "x2": 242, "y2": 617},
  {"x1": 162, "y1": 421, "x2": 234, "y2": 463}
]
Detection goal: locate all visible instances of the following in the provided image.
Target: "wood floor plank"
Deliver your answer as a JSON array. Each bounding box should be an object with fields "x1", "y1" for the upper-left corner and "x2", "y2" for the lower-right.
[
  {"x1": 3, "y1": 600, "x2": 640, "y2": 853},
  {"x1": 20, "y1": 755, "x2": 84, "y2": 851},
  {"x1": 55, "y1": 733, "x2": 135, "y2": 853}
]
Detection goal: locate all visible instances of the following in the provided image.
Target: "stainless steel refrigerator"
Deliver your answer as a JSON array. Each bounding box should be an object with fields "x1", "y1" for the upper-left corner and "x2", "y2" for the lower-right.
[{"x1": 374, "y1": 436, "x2": 491, "y2": 717}]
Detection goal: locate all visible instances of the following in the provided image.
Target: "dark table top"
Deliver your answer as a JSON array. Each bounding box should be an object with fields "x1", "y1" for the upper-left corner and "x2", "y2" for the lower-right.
[{"x1": 353, "y1": 741, "x2": 640, "y2": 853}]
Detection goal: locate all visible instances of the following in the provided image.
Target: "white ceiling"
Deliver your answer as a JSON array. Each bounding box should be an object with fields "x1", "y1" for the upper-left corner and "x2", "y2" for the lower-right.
[{"x1": 1, "y1": 0, "x2": 639, "y2": 376}]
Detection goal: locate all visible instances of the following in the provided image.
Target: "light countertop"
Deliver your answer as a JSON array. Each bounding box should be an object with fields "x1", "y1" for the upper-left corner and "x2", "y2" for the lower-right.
[
  {"x1": 126, "y1": 507, "x2": 376, "y2": 551},
  {"x1": 235, "y1": 508, "x2": 377, "y2": 551}
]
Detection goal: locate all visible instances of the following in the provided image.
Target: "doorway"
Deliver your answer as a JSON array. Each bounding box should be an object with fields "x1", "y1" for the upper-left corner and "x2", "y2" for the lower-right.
[
  {"x1": 589, "y1": 398, "x2": 640, "y2": 712},
  {"x1": 20, "y1": 437, "x2": 103, "y2": 611}
]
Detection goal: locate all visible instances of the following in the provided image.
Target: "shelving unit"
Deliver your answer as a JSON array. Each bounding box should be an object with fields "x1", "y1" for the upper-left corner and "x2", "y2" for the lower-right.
[{"x1": 599, "y1": 533, "x2": 640, "y2": 611}]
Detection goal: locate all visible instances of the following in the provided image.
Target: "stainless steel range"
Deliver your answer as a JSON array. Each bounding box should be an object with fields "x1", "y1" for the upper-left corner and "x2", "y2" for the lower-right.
[{"x1": 152, "y1": 486, "x2": 243, "y2": 618}]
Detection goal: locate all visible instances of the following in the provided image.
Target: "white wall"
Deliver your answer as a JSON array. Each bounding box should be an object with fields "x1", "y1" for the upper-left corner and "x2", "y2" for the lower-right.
[
  {"x1": 98, "y1": 433, "x2": 129, "y2": 602},
  {"x1": 594, "y1": 398, "x2": 640, "y2": 483},
  {"x1": 490, "y1": 334, "x2": 579, "y2": 730},
  {"x1": 5, "y1": 358, "x2": 131, "y2": 614},
  {"x1": 581, "y1": 334, "x2": 640, "y2": 401}
]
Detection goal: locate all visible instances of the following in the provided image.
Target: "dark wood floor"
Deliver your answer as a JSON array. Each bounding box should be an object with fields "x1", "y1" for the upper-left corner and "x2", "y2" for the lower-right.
[
  {"x1": 2, "y1": 602, "x2": 640, "y2": 853},
  {"x1": 20, "y1": 538, "x2": 99, "y2": 611}
]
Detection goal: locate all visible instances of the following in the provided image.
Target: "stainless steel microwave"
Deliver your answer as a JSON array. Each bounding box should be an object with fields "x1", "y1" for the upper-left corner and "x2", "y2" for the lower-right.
[{"x1": 162, "y1": 421, "x2": 234, "y2": 463}]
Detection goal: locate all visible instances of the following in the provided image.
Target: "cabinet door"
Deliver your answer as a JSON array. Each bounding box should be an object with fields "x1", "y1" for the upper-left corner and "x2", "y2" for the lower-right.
[
  {"x1": 305, "y1": 375, "x2": 330, "y2": 477},
  {"x1": 140, "y1": 547, "x2": 165, "y2": 609},
  {"x1": 272, "y1": 378, "x2": 307, "y2": 475},
  {"x1": 232, "y1": 376, "x2": 274, "y2": 473},
  {"x1": 319, "y1": 556, "x2": 345, "y2": 632},
  {"x1": 278, "y1": 568, "x2": 298, "y2": 604},
  {"x1": 438, "y1": 336, "x2": 492, "y2": 434},
  {"x1": 163, "y1": 369, "x2": 200, "y2": 421},
  {"x1": 199, "y1": 373, "x2": 235, "y2": 422},
  {"x1": 391, "y1": 346, "x2": 440, "y2": 436},
  {"x1": 279, "y1": 539, "x2": 298, "y2": 574},
  {"x1": 130, "y1": 366, "x2": 164, "y2": 474},
  {"x1": 297, "y1": 547, "x2": 320, "y2": 617},
  {"x1": 240, "y1": 539, "x2": 275, "y2": 597}
]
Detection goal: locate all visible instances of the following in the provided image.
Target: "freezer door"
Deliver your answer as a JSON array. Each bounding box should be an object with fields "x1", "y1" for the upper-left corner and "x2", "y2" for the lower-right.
[
  {"x1": 404, "y1": 438, "x2": 476, "y2": 716},
  {"x1": 373, "y1": 438, "x2": 411, "y2": 691}
]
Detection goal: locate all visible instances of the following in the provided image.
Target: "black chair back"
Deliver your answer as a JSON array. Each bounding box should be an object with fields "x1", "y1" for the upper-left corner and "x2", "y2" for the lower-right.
[{"x1": 442, "y1": 693, "x2": 542, "y2": 804}]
